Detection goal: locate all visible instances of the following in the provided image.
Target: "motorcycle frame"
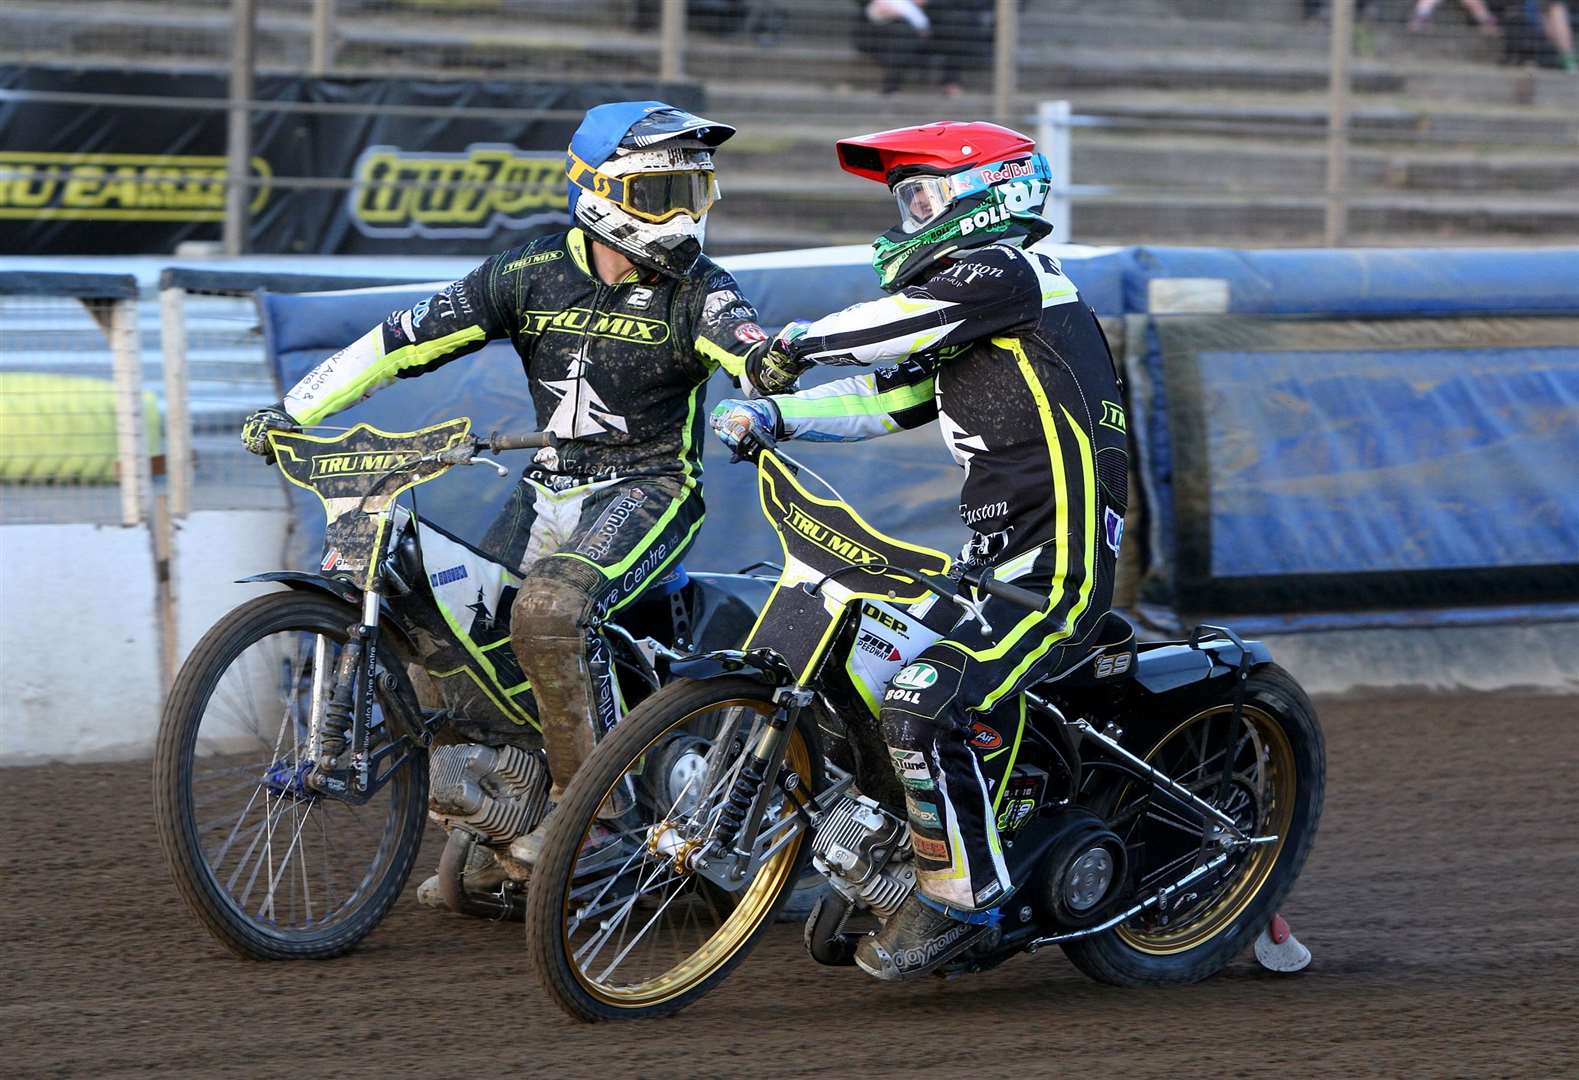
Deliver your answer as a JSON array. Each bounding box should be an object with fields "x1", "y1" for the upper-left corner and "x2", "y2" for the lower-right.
[{"x1": 673, "y1": 450, "x2": 1281, "y2": 931}]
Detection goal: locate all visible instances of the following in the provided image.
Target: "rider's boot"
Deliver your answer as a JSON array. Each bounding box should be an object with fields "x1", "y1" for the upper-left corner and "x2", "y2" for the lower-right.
[
  {"x1": 854, "y1": 892, "x2": 994, "y2": 981},
  {"x1": 509, "y1": 802, "x2": 620, "y2": 866},
  {"x1": 416, "y1": 838, "x2": 515, "y2": 910}
]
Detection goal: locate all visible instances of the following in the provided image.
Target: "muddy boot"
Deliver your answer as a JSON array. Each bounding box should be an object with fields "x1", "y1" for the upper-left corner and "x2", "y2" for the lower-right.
[
  {"x1": 417, "y1": 834, "x2": 513, "y2": 911},
  {"x1": 854, "y1": 893, "x2": 992, "y2": 981}
]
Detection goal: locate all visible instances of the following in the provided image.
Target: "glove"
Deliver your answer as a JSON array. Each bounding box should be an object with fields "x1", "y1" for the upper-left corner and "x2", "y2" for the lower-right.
[
  {"x1": 241, "y1": 403, "x2": 300, "y2": 462},
  {"x1": 746, "y1": 320, "x2": 813, "y2": 395},
  {"x1": 710, "y1": 397, "x2": 782, "y2": 459}
]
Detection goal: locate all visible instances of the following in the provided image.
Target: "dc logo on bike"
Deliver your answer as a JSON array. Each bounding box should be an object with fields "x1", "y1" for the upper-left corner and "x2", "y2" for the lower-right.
[{"x1": 893, "y1": 663, "x2": 938, "y2": 691}]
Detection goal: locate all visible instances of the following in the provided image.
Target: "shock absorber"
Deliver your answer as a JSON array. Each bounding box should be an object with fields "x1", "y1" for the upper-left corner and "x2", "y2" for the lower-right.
[
  {"x1": 317, "y1": 639, "x2": 362, "y2": 767},
  {"x1": 712, "y1": 758, "x2": 767, "y2": 850}
]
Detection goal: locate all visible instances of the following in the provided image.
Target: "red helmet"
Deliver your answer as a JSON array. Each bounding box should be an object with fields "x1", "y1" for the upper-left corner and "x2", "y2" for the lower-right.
[
  {"x1": 834, "y1": 121, "x2": 1052, "y2": 292},
  {"x1": 836, "y1": 121, "x2": 1038, "y2": 186}
]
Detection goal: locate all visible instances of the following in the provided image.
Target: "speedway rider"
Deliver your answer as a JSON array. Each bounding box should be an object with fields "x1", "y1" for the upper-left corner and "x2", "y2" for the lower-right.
[
  {"x1": 712, "y1": 122, "x2": 1130, "y2": 980},
  {"x1": 242, "y1": 101, "x2": 788, "y2": 908}
]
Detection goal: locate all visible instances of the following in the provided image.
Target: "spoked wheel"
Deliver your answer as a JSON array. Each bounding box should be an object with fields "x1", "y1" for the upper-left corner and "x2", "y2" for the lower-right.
[
  {"x1": 154, "y1": 591, "x2": 428, "y2": 960},
  {"x1": 527, "y1": 676, "x2": 820, "y2": 1022},
  {"x1": 1063, "y1": 664, "x2": 1325, "y2": 985}
]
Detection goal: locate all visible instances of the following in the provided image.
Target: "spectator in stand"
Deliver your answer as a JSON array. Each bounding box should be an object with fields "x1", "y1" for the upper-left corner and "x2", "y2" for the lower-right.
[
  {"x1": 1490, "y1": 0, "x2": 1578, "y2": 69},
  {"x1": 929, "y1": 0, "x2": 996, "y2": 97},
  {"x1": 1408, "y1": 0, "x2": 1503, "y2": 36},
  {"x1": 1537, "y1": 1, "x2": 1578, "y2": 69},
  {"x1": 855, "y1": 0, "x2": 934, "y2": 94}
]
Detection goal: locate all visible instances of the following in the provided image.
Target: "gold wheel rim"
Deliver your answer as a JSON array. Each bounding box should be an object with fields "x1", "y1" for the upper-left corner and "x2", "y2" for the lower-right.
[
  {"x1": 1115, "y1": 703, "x2": 1296, "y2": 956},
  {"x1": 562, "y1": 698, "x2": 811, "y2": 1008}
]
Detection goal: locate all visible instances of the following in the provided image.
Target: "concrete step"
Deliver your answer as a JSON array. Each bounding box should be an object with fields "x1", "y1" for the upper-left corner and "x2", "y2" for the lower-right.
[
  {"x1": 725, "y1": 130, "x2": 1579, "y2": 196},
  {"x1": 11, "y1": 1, "x2": 1567, "y2": 110},
  {"x1": 709, "y1": 81, "x2": 1579, "y2": 148}
]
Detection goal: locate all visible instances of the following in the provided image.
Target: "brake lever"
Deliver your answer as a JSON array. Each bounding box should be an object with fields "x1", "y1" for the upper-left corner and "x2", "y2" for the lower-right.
[
  {"x1": 948, "y1": 589, "x2": 993, "y2": 637},
  {"x1": 470, "y1": 455, "x2": 509, "y2": 477}
]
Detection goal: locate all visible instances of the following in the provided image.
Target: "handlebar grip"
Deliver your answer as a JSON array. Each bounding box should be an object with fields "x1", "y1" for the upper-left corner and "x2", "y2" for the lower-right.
[
  {"x1": 964, "y1": 571, "x2": 1048, "y2": 614},
  {"x1": 485, "y1": 431, "x2": 553, "y2": 451}
]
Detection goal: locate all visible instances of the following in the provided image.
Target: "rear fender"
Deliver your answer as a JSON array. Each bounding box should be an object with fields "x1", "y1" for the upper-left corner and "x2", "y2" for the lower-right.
[{"x1": 1133, "y1": 630, "x2": 1273, "y2": 696}]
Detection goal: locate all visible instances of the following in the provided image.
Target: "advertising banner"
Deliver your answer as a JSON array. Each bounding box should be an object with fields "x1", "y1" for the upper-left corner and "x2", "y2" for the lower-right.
[{"x1": 0, "y1": 66, "x2": 702, "y2": 255}]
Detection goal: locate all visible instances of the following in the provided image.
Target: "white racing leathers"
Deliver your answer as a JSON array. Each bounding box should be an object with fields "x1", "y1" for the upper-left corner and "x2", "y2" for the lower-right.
[{"x1": 771, "y1": 242, "x2": 1130, "y2": 911}]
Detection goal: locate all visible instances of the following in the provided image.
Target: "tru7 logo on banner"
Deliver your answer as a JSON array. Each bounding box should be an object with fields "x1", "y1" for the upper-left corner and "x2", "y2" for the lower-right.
[{"x1": 350, "y1": 144, "x2": 568, "y2": 239}]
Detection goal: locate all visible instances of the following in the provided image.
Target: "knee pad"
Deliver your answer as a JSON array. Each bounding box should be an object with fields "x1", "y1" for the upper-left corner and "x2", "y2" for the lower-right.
[{"x1": 513, "y1": 562, "x2": 600, "y2": 646}]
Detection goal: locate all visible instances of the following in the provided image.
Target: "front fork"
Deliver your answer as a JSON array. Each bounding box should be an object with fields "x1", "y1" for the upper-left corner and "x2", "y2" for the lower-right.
[
  {"x1": 303, "y1": 589, "x2": 389, "y2": 799},
  {"x1": 690, "y1": 687, "x2": 852, "y2": 890}
]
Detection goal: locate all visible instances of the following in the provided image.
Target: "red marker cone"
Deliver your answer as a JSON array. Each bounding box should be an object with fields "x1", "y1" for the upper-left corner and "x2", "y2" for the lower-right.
[{"x1": 1253, "y1": 912, "x2": 1311, "y2": 972}]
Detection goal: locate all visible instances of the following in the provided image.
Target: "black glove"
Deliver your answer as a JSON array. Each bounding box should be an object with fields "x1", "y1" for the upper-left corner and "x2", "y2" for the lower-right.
[{"x1": 241, "y1": 403, "x2": 299, "y2": 462}]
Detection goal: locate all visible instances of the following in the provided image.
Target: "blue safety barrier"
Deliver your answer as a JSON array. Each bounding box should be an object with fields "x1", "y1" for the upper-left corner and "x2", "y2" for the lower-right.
[{"x1": 250, "y1": 244, "x2": 1579, "y2": 624}]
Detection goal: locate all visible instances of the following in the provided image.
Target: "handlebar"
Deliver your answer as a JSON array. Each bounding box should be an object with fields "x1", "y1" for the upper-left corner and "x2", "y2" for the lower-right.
[
  {"x1": 482, "y1": 431, "x2": 554, "y2": 452},
  {"x1": 958, "y1": 568, "x2": 1049, "y2": 614}
]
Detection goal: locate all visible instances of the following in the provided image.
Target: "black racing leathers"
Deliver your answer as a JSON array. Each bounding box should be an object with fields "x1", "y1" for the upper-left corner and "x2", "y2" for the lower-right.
[
  {"x1": 768, "y1": 242, "x2": 1129, "y2": 910},
  {"x1": 281, "y1": 227, "x2": 770, "y2": 793},
  {"x1": 282, "y1": 226, "x2": 770, "y2": 481}
]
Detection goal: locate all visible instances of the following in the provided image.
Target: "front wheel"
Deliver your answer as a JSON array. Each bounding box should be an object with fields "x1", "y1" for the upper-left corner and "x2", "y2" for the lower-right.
[
  {"x1": 1062, "y1": 664, "x2": 1325, "y2": 985},
  {"x1": 526, "y1": 676, "x2": 820, "y2": 1022},
  {"x1": 153, "y1": 590, "x2": 428, "y2": 960}
]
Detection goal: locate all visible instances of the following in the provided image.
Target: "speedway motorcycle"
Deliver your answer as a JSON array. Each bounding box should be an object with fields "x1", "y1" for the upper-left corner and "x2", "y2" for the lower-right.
[
  {"x1": 525, "y1": 443, "x2": 1325, "y2": 1021},
  {"x1": 153, "y1": 419, "x2": 769, "y2": 959}
]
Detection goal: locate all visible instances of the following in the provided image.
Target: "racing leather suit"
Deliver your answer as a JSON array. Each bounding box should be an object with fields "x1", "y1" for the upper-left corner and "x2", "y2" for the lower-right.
[
  {"x1": 765, "y1": 242, "x2": 1129, "y2": 910},
  {"x1": 281, "y1": 226, "x2": 770, "y2": 796}
]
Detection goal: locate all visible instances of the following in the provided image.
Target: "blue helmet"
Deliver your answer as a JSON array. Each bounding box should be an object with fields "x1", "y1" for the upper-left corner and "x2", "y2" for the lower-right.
[{"x1": 565, "y1": 101, "x2": 736, "y2": 276}]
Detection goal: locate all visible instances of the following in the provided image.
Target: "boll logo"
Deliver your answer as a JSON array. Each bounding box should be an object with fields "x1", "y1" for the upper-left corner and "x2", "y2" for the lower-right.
[
  {"x1": 958, "y1": 204, "x2": 1010, "y2": 236},
  {"x1": 893, "y1": 663, "x2": 939, "y2": 691}
]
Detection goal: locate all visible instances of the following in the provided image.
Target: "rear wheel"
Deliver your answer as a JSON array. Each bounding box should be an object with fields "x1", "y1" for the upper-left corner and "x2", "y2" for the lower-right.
[
  {"x1": 526, "y1": 676, "x2": 820, "y2": 1022},
  {"x1": 153, "y1": 591, "x2": 428, "y2": 960},
  {"x1": 1062, "y1": 664, "x2": 1324, "y2": 985}
]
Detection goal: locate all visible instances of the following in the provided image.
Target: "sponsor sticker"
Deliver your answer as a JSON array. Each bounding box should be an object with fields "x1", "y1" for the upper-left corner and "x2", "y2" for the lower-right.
[
  {"x1": 1104, "y1": 506, "x2": 1125, "y2": 557},
  {"x1": 1094, "y1": 651, "x2": 1133, "y2": 679},
  {"x1": 967, "y1": 721, "x2": 1003, "y2": 751},
  {"x1": 734, "y1": 321, "x2": 768, "y2": 344},
  {"x1": 893, "y1": 663, "x2": 938, "y2": 691},
  {"x1": 321, "y1": 548, "x2": 342, "y2": 573},
  {"x1": 905, "y1": 795, "x2": 942, "y2": 829},
  {"x1": 1100, "y1": 400, "x2": 1127, "y2": 434},
  {"x1": 626, "y1": 285, "x2": 653, "y2": 310},
  {"x1": 857, "y1": 629, "x2": 901, "y2": 662},
  {"x1": 503, "y1": 249, "x2": 564, "y2": 274},
  {"x1": 428, "y1": 564, "x2": 468, "y2": 587},
  {"x1": 520, "y1": 307, "x2": 669, "y2": 345},
  {"x1": 860, "y1": 602, "x2": 909, "y2": 635},
  {"x1": 911, "y1": 833, "x2": 951, "y2": 863}
]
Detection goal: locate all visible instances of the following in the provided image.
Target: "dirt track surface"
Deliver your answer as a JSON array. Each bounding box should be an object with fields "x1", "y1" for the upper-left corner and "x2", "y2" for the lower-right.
[{"x1": 4, "y1": 691, "x2": 1577, "y2": 1079}]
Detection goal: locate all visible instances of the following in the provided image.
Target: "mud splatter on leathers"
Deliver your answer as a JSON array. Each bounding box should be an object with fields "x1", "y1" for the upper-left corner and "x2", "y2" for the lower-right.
[
  {"x1": 766, "y1": 242, "x2": 1129, "y2": 910},
  {"x1": 281, "y1": 227, "x2": 771, "y2": 795}
]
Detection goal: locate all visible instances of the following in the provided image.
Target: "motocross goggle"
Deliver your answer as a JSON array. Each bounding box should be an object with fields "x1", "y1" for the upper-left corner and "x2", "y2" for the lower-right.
[
  {"x1": 566, "y1": 148, "x2": 719, "y2": 224},
  {"x1": 892, "y1": 153, "x2": 1052, "y2": 234}
]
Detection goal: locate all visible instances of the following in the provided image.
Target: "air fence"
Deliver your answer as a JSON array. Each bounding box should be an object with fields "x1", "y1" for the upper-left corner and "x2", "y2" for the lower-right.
[{"x1": 2, "y1": 246, "x2": 1577, "y2": 765}]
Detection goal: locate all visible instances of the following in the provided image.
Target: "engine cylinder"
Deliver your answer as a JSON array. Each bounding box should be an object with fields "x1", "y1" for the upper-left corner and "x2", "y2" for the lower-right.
[
  {"x1": 428, "y1": 743, "x2": 550, "y2": 846},
  {"x1": 811, "y1": 794, "x2": 916, "y2": 918}
]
